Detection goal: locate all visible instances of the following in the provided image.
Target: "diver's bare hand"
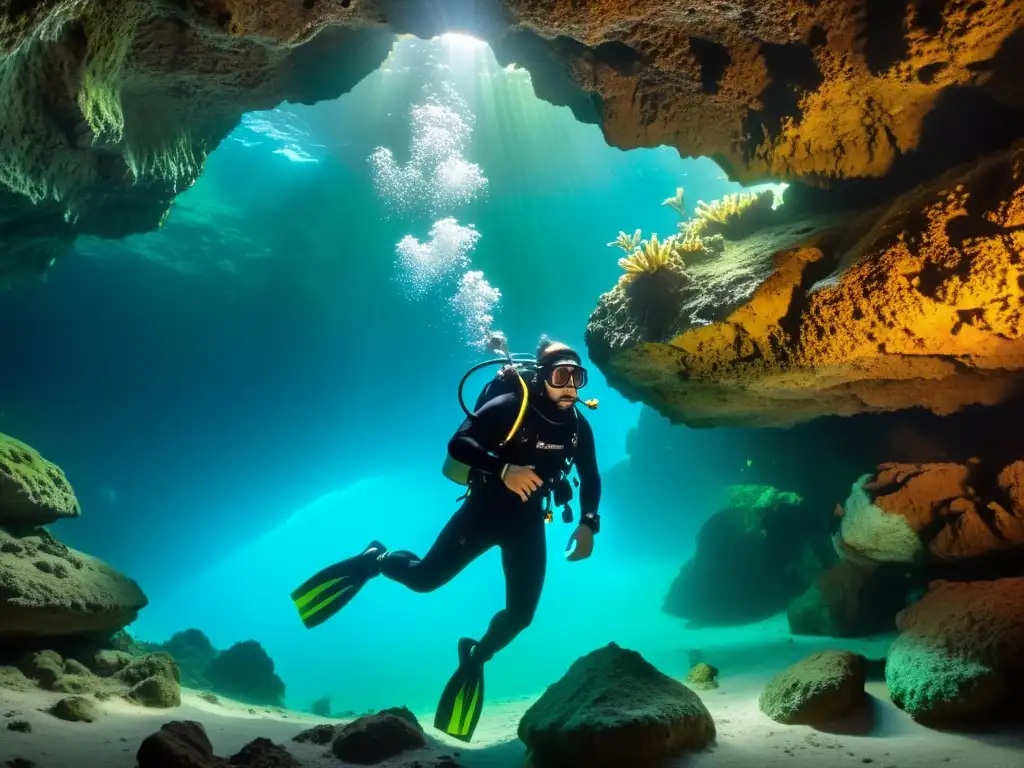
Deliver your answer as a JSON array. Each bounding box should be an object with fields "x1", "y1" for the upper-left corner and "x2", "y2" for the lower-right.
[
  {"x1": 502, "y1": 465, "x2": 543, "y2": 502},
  {"x1": 565, "y1": 524, "x2": 594, "y2": 562}
]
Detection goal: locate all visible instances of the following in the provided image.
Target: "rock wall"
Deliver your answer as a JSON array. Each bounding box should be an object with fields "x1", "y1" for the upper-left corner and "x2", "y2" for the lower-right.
[
  {"x1": 2, "y1": 1, "x2": 1022, "y2": 276},
  {"x1": 587, "y1": 140, "x2": 1024, "y2": 428}
]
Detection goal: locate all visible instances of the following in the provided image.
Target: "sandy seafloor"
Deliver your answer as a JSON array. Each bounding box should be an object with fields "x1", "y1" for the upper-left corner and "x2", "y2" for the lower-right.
[{"x1": 2, "y1": 614, "x2": 1022, "y2": 768}]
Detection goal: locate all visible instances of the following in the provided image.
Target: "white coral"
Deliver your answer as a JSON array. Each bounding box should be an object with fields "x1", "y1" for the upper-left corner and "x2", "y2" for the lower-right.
[{"x1": 837, "y1": 474, "x2": 924, "y2": 564}]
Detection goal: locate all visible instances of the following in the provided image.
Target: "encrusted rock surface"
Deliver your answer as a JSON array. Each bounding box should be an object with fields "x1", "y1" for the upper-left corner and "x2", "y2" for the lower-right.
[
  {"x1": 0, "y1": 527, "x2": 148, "y2": 640},
  {"x1": 587, "y1": 141, "x2": 1024, "y2": 428},
  {"x1": 663, "y1": 484, "x2": 832, "y2": 626},
  {"x1": 506, "y1": 0, "x2": 1024, "y2": 187},
  {"x1": 2, "y1": 1, "x2": 1022, "y2": 274},
  {"x1": 0, "y1": 434, "x2": 80, "y2": 526}
]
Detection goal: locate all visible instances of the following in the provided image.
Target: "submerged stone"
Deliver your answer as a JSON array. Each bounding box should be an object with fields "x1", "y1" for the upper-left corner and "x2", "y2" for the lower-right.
[{"x1": 518, "y1": 642, "x2": 715, "y2": 768}]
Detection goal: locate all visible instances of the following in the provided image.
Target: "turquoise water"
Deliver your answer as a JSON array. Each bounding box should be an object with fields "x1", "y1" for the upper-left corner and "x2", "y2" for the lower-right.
[{"x1": 1, "y1": 35, "x2": 778, "y2": 717}]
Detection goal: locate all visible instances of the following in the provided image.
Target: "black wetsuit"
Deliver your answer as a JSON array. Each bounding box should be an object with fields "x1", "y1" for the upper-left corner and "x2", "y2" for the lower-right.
[{"x1": 379, "y1": 386, "x2": 601, "y2": 662}]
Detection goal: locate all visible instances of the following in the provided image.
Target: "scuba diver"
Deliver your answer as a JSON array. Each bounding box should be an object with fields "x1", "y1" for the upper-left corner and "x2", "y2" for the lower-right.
[{"x1": 289, "y1": 335, "x2": 602, "y2": 743}]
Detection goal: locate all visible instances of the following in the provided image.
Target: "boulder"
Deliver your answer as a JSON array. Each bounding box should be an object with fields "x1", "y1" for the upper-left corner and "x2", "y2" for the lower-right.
[
  {"x1": 686, "y1": 663, "x2": 719, "y2": 691},
  {"x1": 518, "y1": 642, "x2": 715, "y2": 768},
  {"x1": 226, "y1": 738, "x2": 299, "y2": 768},
  {"x1": 48, "y1": 695, "x2": 99, "y2": 723},
  {"x1": 0, "y1": 527, "x2": 147, "y2": 641},
  {"x1": 0, "y1": 434, "x2": 79, "y2": 526},
  {"x1": 136, "y1": 720, "x2": 224, "y2": 768},
  {"x1": 137, "y1": 720, "x2": 303, "y2": 768},
  {"x1": 834, "y1": 461, "x2": 1024, "y2": 568},
  {"x1": 158, "y1": 628, "x2": 217, "y2": 690},
  {"x1": 204, "y1": 640, "x2": 284, "y2": 707},
  {"x1": 885, "y1": 578, "x2": 1024, "y2": 726},
  {"x1": 787, "y1": 560, "x2": 918, "y2": 638},
  {"x1": 2, "y1": 646, "x2": 181, "y2": 710},
  {"x1": 663, "y1": 485, "x2": 830, "y2": 626},
  {"x1": 759, "y1": 651, "x2": 867, "y2": 725},
  {"x1": 330, "y1": 714, "x2": 427, "y2": 764}
]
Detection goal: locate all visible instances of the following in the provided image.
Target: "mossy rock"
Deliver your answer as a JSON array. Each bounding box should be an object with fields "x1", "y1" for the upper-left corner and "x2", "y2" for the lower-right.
[
  {"x1": 759, "y1": 651, "x2": 866, "y2": 725},
  {"x1": 0, "y1": 433, "x2": 80, "y2": 525},
  {"x1": 48, "y1": 696, "x2": 99, "y2": 723}
]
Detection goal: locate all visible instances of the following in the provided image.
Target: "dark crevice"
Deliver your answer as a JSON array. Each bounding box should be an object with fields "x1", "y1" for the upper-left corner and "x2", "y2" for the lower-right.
[
  {"x1": 741, "y1": 42, "x2": 823, "y2": 162},
  {"x1": 967, "y1": 27, "x2": 1024, "y2": 109},
  {"x1": 4, "y1": 0, "x2": 37, "y2": 17},
  {"x1": 945, "y1": 215, "x2": 1006, "y2": 249},
  {"x1": 916, "y1": 61, "x2": 946, "y2": 84},
  {"x1": 775, "y1": 231, "x2": 845, "y2": 356},
  {"x1": 911, "y1": 0, "x2": 949, "y2": 35},
  {"x1": 858, "y1": 0, "x2": 909, "y2": 75},
  {"x1": 951, "y1": 307, "x2": 985, "y2": 335},
  {"x1": 689, "y1": 37, "x2": 731, "y2": 95},
  {"x1": 916, "y1": 251, "x2": 971, "y2": 299},
  {"x1": 761, "y1": 41, "x2": 824, "y2": 91},
  {"x1": 591, "y1": 40, "x2": 648, "y2": 77},
  {"x1": 808, "y1": 26, "x2": 828, "y2": 49}
]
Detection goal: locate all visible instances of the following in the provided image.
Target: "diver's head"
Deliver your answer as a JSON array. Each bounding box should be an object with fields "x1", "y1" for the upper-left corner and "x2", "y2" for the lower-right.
[{"x1": 534, "y1": 338, "x2": 588, "y2": 410}]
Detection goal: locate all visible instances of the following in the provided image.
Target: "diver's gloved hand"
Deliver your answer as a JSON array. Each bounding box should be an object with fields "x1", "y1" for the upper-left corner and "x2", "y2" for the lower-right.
[
  {"x1": 565, "y1": 523, "x2": 594, "y2": 562},
  {"x1": 502, "y1": 464, "x2": 544, "y2": 502}
]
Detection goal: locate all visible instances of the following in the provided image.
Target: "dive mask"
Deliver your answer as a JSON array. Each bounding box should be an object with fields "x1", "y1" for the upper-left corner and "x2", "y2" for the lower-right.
[{"x1": 545, "y1": 362, "x2": 587, "y2": 389}]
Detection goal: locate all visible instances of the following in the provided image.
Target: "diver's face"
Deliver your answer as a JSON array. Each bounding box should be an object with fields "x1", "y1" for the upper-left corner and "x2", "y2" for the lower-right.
[{"x1": 544, "y1": 379, "x2": 577, "y2": 409}]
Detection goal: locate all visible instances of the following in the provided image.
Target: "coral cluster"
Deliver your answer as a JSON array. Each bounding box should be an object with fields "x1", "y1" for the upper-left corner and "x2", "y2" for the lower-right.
[
  {"x1": 607, "y1": 186, "x2": 783, "y2": 281},
  {"x1": 608, "y1": 230, "x2": 684, "y2": 283},
  {"x1": 683, "y1": 189, "x2": 778, "y2": 242}
]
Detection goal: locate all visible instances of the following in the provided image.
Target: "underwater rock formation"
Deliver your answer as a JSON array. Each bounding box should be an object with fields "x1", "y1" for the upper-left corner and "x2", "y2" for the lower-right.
[
  {"x1": 885, "y1": 577, "x2": 1024, "y2": 726},
  {"x1": 152, "y1": 628, "x2": 218, "y2": 690},
  {"x1": 0, "y1": 526, "x2": 148, "y2": 641},
  {"x1": 759, "y1": 650, "x2": 868, "y2": 726},
  {"x1": 135, "y1": 629, "x2": 285, "y2": 707},
  {"x1": 663, "y1": 485, "x2": 833, "y2": 627},
  {"x1": 686, "y1": 662, "x2": 719, "y2": 691},
  {"x1": 0, "y1": 432, "x2": 147, "y2": 643},
  {"x1": 47, "y1": 695, "x2": 100, "y2": 723},
  {"x1": 786, "y1": 559, "x2": 919, "y2": 638},
  {"x1": 588, "y1": 141, "x2": 1024, "y2": 428},
  {"x1": 292, "y1": 709, "x2": 461, "y2": 766},
  {"x1": 330, "y1": 713, "x2": 428, "y2": 763},
  {"x1": 0, "y1": 433, "x2": 80, "y2": 526},
  {"x1": 2, "y1": 1, "x2": 1023, "y2": 274},
  {"x1": 1, "y1": 647, "x2": 181, "y2": 709},
  {"x1": 834, "y1": 460, "x2": 1024, "y2": 569},
  {"x1": 517, "y1": 642, "x2": 715, "y2": 768},
  {"x1": 204, "y1": 639, "x2": 285, "y2": 708},
  {"x1": 137, "y1": 720, "x2": 300, "y2": 768}
]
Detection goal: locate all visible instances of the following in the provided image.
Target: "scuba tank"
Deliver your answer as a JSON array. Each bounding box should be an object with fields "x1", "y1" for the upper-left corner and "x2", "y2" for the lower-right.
[{"x1": 441, "y1": 334, "x2": 533, "y2": 486}]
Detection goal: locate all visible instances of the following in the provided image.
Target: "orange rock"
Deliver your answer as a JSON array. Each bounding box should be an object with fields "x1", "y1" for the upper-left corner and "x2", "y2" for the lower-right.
[
  {"x1": 833, "y1": 460, "x2": 1024, "y2": 566},
  {"x1": 588, "y1": 143, "x2": 1024, "y2": 428}
]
